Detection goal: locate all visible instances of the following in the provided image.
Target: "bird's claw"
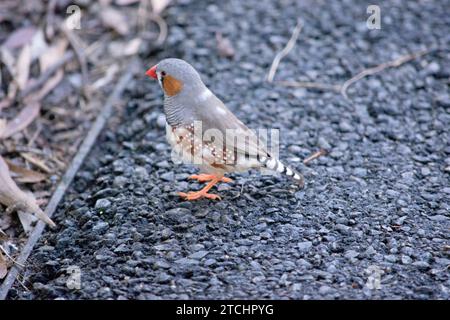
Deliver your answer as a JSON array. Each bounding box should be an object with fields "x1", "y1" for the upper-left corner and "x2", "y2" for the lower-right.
[{"x1": 178, "y1": 191, "x2": 221, "y2": 201}]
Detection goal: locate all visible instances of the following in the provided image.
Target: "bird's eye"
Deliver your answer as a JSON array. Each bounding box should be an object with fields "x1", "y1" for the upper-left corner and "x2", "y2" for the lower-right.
[{"x1": 161, "y1": 71, "x2": 166, "y2": 77}]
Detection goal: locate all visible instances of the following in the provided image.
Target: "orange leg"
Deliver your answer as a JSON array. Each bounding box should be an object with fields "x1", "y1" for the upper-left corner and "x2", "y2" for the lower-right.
[
  {"x1": 179, "y1": 176, "x2": 222, "y2": 200},
  {"x1": 188, "y1": 174, "x2": 233, "y2": 183}
]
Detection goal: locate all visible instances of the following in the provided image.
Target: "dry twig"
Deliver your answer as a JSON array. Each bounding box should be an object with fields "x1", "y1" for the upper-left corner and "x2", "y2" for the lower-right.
[
  {"x1": 0, "y1": 244, "x2": 24, "y2": 268},
  {"x1": 138, "y1": 0, "x2": 150, "y2": 31},
  {"x1": 266, "y1": 19, "x2": 303, "y2": 83},
  {"x1": 149, "y1": 13, "x2": 168, "y2": 46},
  {"x1": 45, "y1": 0, "x2": 57, "y2": 39},
  {"x1": 20, "y1": 153, "x2": 52, "y2": 173},
  {"x1": 278, "y1": 48, "x2": 432, "y2": 101},
  {"x1": 28, "y1": 69, "x2": 64, "y2": 103},
  {"x1": 0, "y1": 102, "x2": 41, "y2": 139},
  {"x1": 303, "y1": 149, "x2": 327, "y2": 165},
  {"x1": 0, "y1": 251, "x2": 6, "y2": 279},
  {"x1": 0, "y1": 98, "x2": 13, "y2": 111},
  {"x1": 15, "y1": 273, "x2": 30, "y2": 291},
  {"x1": 0, "y1": 156, "x2": 55, "y2": 227},
  {"x1": 278, "y1": 80, "x2": 340, "y2": 92},
  {"x1": 340, "y1": 48, "x2": 431, "y2": 100},
  {"x1": 138, "y1": 0, "x2": 168, "y2": 45},
  {"x1": 61, "y1": 25, "x2": 89, "y2": 97}
]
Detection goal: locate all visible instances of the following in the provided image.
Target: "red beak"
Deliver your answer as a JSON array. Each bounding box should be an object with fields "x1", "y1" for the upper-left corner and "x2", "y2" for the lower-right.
[{"x1": 146, "y1": 65, "x2": 157, "y2": 79}]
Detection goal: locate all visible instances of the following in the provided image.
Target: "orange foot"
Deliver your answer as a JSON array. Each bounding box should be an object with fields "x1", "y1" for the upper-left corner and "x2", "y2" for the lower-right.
[
  {"x1": 178, "y1": 191, "x2": 221, "y2": 201},
  {"x1": 179, "y1": 174, "x2": 231, "y2": 201},
  {"x1": 188, "y1": 174, "x2": 233, "y2": 183}
]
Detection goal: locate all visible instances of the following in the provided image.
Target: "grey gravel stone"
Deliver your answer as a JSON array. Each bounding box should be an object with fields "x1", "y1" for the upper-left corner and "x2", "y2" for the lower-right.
[
  {"x1": 163, "y1": 208, "x2": 193, "y2": 224},
  {"x1": 113, "y1": 176, "x2": 128, "y2": 188},
  {"x1": 298, "y1": 241, "x2": 313, "y2": 252},
  {"x1": 429, "y1": 215, "x2": 448, "y2": 222},
  {"x1": 401, "y1": 255, "x2": 412, "y2": 265},
  {"x1": 344, "y1": 250, "x2": 360, "y2": 260},
  {"x1": 412, "y1": 261, "x2": 431, "y2": 271},
  {"x1": 93, "y1": 221, "x2": 109, "y2": 233},
  {"x1": 319, "y1": 285, "x2": 332, "y2": 295},
  {"x1": 95, "y1": 199, "x2": 111, "y2": 210},
  {"x1": 175, "y1": 258, "x2": 199, "y2": 265},
  {"x1": 189, "y1": 251, "x2": 209, "y2": 260}
]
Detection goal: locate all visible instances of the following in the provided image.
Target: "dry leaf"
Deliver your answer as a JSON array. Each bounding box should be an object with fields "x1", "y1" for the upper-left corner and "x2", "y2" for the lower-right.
[
  {"x1": 100, "y1": 7, "x2": 130, "y2": 35},
  {"x1": 0, "y1": 251, "x2": 7, "y2": 279},
  {"x1": 0, "y1": 47, "x2": 16, "y2": 76},
  {"x1": 216, "y1": 33, "x2": 235, "y2": 58},
  {"x1": 5, "y1": 159, "x2": 46, "y2": 183},
  {"x1": 0, "y1": 228, "x2": 7, "y2": 240},
  {"x1": 39, "y1": 39, "x2": 68, "y2": 72},
  {"x1": 124, "y1": 37, "x2": 142, "y2": 55},
  {"x1": 29, "y1": 29, "x2": 49, "y2": 62},
  {"x1": 0, "y1": 48, "x2": 18, "y2": 103},
  {"x1": 0, "y1": 156, "x2": 55, "y2": 227},
  {"x1": 32, "y1": 69, "x2": 64, "y2": 102},
  {"x1": 108, "y1": 38, "x2": 141, "y2": 57},
  {"x1": 91, "y1": 64, "x2": 119, "y2": 90},
  {"x1": 20, "y1": 153, "x2": 52, "y2": 173},
  {"x1": 0, "y1": 212, "x2": 12, "y2": 232},
  {"x1": 0, "y1": 98, "x2": 13, "y2": 111},
  {"x1": 2, "y1": 26, "x2": 37, "y2": 50},
  {"x1": 151, "y1": 0, "x2": 171, "y2": 15},
  {"x1": 7, "y1": 82, "x2": 18, "y2": 101},
  {"x1": 0, "y1": 119, "x2": 6, "y2": 135},
  {"x1": 0, "y1": 101, "x2": 41, "y2": 139},
  {"x1": 15, "y1": 44, "x2": 31, "y2": 90}
]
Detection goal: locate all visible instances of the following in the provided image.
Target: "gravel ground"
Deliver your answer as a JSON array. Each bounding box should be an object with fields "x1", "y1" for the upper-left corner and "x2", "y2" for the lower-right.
[{"x1": 10, "y1": 0, "x2": 450, "y2": 299}]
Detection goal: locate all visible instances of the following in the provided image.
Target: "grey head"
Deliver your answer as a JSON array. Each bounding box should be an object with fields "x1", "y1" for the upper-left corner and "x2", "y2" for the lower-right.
[
  {"x1": 150, "y1": 58, "x2": 213, "y2": 126},
  {"x1": 154, "y1": 58, "x2": 207, "y2": 96}
]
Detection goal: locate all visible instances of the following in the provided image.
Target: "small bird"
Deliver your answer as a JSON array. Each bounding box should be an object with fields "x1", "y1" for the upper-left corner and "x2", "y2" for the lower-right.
[{"x1": 146, "y1": 58, "x2": 304, "y2": 200}]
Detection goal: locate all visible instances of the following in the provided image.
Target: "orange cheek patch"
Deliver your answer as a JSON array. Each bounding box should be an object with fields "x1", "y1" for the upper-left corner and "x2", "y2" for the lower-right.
[{"x1": 163, "y1": 75, "x2": 183, "y2": 96}]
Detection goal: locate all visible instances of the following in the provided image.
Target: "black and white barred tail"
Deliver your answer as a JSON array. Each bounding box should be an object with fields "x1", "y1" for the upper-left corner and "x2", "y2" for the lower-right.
[{"x1": 257, "y1": 155, "x2": 304, "y2": 187}]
